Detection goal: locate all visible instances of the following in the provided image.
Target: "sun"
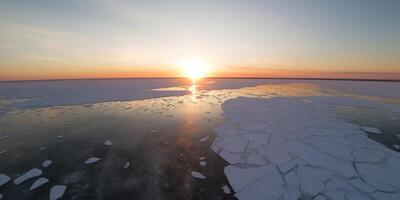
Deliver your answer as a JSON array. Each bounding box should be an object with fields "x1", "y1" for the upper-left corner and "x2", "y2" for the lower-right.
[{"x1": 180, "y1": 59, "x2": 209, "y2": 82}]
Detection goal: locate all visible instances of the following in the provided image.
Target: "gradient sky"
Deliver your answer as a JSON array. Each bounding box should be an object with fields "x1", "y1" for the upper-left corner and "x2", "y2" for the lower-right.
[{"x1": 0, "y1": 0, "x2": 399, "y2": 80}]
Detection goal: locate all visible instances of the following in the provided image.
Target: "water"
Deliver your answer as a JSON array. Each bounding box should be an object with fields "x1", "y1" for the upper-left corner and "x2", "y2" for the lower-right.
[{"x1": 0, "y1": 78, "x2": 399, "y2": 199}]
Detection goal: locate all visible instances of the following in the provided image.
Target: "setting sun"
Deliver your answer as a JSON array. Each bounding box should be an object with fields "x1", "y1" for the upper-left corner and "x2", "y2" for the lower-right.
[{"x1": 180, "y1": 59, "x2": 210, "y2": 81}]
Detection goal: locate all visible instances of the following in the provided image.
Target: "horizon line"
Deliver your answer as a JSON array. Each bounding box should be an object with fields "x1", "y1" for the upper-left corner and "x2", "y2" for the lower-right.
[{"x1": 1, "y1": 76, "x2": 399, "y2": 83}]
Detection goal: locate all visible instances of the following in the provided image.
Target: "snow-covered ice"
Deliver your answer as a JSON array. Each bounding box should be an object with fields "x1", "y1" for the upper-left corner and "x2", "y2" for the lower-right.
[
  {"x1": 211, "y1": 95, "x2": 400, "y2": 199},
  {"x1": 13, "y1": 168, "x2": 42, "y2": 185},
  {"x1": 200, "y1": 161, "x2": 207, "y2": 167},
  {"x1": 361, "y1": 126, "x2": 381, "y2": 134},
  {"x1": 200, "y1": 136, "x2": 209, "y2": 143},
  {"x1": 50, "y1": 185, "x2": 67, "y2": 200},
  {"x1": 0, "y1": 174, "x2": 10, "y2": 186},
  {"x1": 85, "y1": 157, "x2": 101, "y2": 164},
  {"x1": 42, "y1": 160, "x2": 52, "y2": 168},
  {"x1": 222, "y1": 185, "x2": 231, "y2": 194},
  {"x1": 191, "y1": 171, "x2": 206, "y2": 179},
  {"x1": 29, "y1": 177, "x2": 49, "y2": 190}
]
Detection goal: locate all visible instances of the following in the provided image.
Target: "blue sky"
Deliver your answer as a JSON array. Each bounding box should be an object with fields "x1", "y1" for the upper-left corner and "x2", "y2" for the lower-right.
[{"x1": 0, "y1": 0, "x2": 399, "y2": 80}]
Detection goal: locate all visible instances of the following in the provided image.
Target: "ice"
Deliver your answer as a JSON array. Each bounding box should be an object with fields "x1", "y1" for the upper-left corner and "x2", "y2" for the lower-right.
[
  {"x1": 284, "y1": 142, "x2": 357, "y2": 177},
  {"x1": 200, "y1": 161, "x2": 207, "y2": 167},
  {"x1": 199, "y1": 157, "x2": 206, "y2": 160},
  {"x1": 282, "y1": 187, "x2": 301, "y2": 200},
  {"x1": 297, "y1": 166, "x2": 332, "y2": 196},
  {"x1": 222, "y1": 185, "x2": 231, "y2": 194},
  {"x1": 0, "y1": 174, "x2": 10, "y2": 186},
  {"x1": 313, "y1": 195, "x2": 327, "y2": 200},
  {"x1": 148, "y1": 130, "x2": 158, "y2": 133},
  {"x1": 349, "y1": 178, "x2": 375, "y2": 192},
  {"x1": 219, "y1": 150, "x2": 244, "y2": 164},
  {"x1": 191, "y1": 171, "x2": 206, "y2": 179},
  {"x1": 50, "y1": 185, "x2": 67, "y2": 200},
  {"x1": 213, "y1": 95, "x2": 400, "y2": 200},
  {"x1": 353, "y1": 149, "x2": 385, "y2": 163},
  {"x1": 371, "y1": 192, "x2": 400, "y2": 200},
  {"x1": 104, "y1": 140, "x2": 113, "y2": 146},
  {"x1": 14, "y1": 168, "x2": 42, "y2": 185},
  {"x1": 42, "y1": 160, "x2": 52, "y2": 168},
  {"x1": 218, "y1": 136, "x2": 247, "y2": 153},
  {"x1": 235, "y1": 165, "x2": 284, "y2": 200},
  {"x1": 200, "y1": 136, "x2": 209, "y2": 143},
  {"x1": 361, "y1": 126, "x2": 381, "y2": 134},
  {"x1": 225, "y1": 165, "x2": 273, "y2": 192},
  {"x1": 258, "y1": 144, "x2": 292, "y2": 165},
  {"x1": 0, "y1": 79, "x2": 189, "y2": 108},
  {"x1": 85, "y1": 157, "x2": 101, "y2": 164},
  {"x1": 29, "y1": 177, "x2": 49, "y2": 190},
  {"x1": 124, "y1": 162, "x2": 130, "y2": 168},
  {"x1": 345, "y1": 192, "x2": 371, "y2": 200},
  {"x1": 246, "y1": 154, "x2": 266, "y2": 165}
]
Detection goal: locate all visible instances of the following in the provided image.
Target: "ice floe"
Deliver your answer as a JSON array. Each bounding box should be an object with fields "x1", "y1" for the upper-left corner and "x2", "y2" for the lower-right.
[
  {"x1": 14, "y1": 168, "x2": 42, "y2": 185},
  {"x1": 200, "y1": 161, "x2": 207, "y2": 167},
  {"x1": 29, "y1": 177, "x2": 49, "y2": 190},
  {"x1": 0, "y1": 174, "x2": 10, "y2": 186},
  {"x1": 42, "y1": 160, "x2": 52, "y2": 168},
  {"x1": 191, "y1": 171, "x2": 206, "y2": 179},
  {"x1": 200, "y1": 136, "x2": 209, "y2": 143},
  {"x1": 211, "y1": 96, "x2": 400, "y2": 199},
  {"x1": 85, "y1": 157, "x2": 101, "y2": 164},
  {"x1": 361, "y1": 126, "x2": 381, "y2": 134},
  {"x1": 50, "y1": 185, "x2": 67, "y2": 200},
  {"x1": 222, "y1": 185, "x2": 231, "y2": 194}
]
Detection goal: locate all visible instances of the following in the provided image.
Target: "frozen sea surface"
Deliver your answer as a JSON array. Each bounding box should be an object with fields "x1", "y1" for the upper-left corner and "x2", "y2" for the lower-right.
[{"x1": 0, "y1": 78, "x2": 399, "y2": 199}]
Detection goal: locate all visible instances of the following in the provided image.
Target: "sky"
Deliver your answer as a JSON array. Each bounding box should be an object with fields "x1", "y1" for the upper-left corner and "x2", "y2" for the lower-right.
[{"x1": 0, "y1": 0, "x2": 399, "y2": 81}]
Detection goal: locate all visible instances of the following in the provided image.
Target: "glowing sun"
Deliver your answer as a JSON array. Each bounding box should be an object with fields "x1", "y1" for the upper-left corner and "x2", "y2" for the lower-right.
[{"x1": 180, "y1": 59, "x2": 209, "y2": 81}]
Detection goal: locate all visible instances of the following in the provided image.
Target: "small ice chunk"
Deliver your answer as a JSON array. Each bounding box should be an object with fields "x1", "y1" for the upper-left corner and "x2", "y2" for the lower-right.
[
  {"x1": 0, "y1": 136, "x2": 11, "y2": 141},
  {"x1": 42, "y1": 160, "x2": 52, "y2": 168},
  {"x1": 104, "y1": 140, "x2": 112, "y2": 146},
  {"x1": 199, "y1": 157, "x2": 206, "y2": 160},
  {"x1": 361, "y1": 126, "x2": 381, "y2": 134},
  {"x1": 200, "y1": 136, "x2": 209, "y2": 143},
  {"x1": 14, "y1": 168, "x2": 42, "y2": 185},
  {"x1": 40, "y1": 147, "x2": 46, "y2": 151},
  {"x1": 50, "y1": 185, "x2": 67, "y2": 200},
  {"x1": 85, "y1": 157, "x2": 101, "y2": 164},
  {"x1": 29, "y1": 177, "x2": 49, "y2": 190},
  {"x1": 191, "y1": 171, "x2": 206, "y2": 179},
  {"x1": 124, "y1": 162, "x2": 130, "y2": 168},
  {"x1": 0, "y1": 174, "x2": 11, "y2": 186},
  {"x1": 148, "y1": 130, "x2": 158, "y2": 133},
  {"x1": 0, "y1": 193, "x2": 2, "y2": 199},
  {"x1": 200, "y1": 161, "x2": 207, "y2": 167},
  {"x1": 393, "y1": 144, "x2": 400, "y2": 150},
  {"x1": 0, "y1": 150, "x2": 6, "y2": 154},
  {"x1": 222, "y1": 185, "x2": 231, "y2": 194}
]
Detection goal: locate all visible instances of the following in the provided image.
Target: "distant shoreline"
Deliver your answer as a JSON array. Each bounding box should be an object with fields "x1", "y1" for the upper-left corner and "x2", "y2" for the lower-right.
[{"x1": 1, "y1": 76, "x2": 400, "y2": 83}]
